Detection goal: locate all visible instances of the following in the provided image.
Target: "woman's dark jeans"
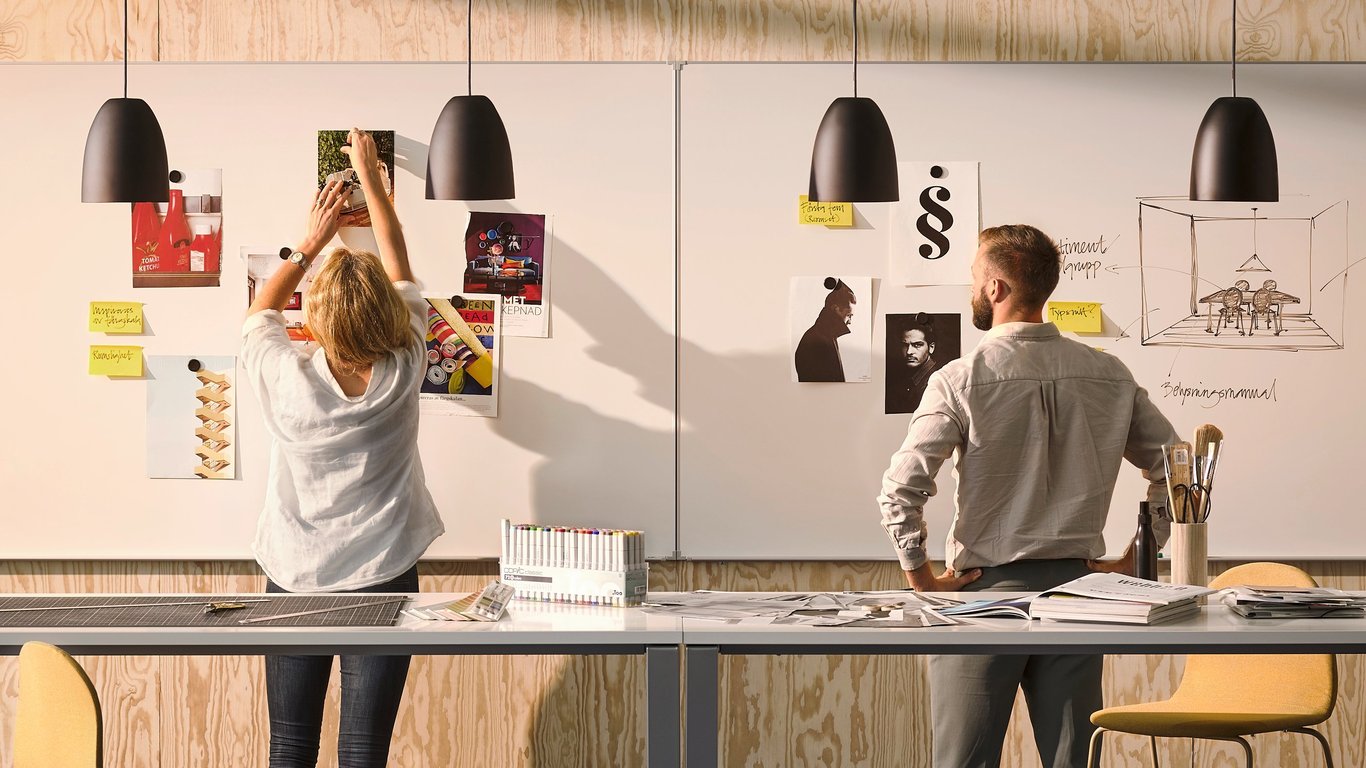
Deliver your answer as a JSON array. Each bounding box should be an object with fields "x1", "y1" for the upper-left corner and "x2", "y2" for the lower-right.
[{"x1": 264, "y1": 565, "x2": 419, "y2": 768}]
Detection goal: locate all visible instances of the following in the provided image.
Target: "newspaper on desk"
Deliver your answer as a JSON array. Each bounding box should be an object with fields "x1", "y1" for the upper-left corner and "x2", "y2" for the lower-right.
[
  {"x1": 1220, "y1": 586, "x2": 1366, "y2": 619},
  {"x1": 640, "y1": 590, "x2": 963, "y2": 628}
]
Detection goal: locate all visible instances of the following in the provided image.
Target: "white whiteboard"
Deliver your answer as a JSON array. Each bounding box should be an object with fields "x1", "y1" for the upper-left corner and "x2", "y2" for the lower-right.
[
  {"x1": 678, "y1": 62, "x2": 1366, "y2": 560},
  {"x1": 0, "y1": 63, "x2": 676, "y2": 559},
  {"x1": 6, "y1": 61, "x2": 1366, "y2": 562}
]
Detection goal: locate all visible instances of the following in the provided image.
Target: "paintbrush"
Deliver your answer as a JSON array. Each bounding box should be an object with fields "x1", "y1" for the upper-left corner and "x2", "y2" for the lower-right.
[
  {"x1": 1163, "y1": 442, "x2": 1194, "y2": 523},
  {"x1": 1193, "y1": 424, "x2": 1224, "y2": 522}
]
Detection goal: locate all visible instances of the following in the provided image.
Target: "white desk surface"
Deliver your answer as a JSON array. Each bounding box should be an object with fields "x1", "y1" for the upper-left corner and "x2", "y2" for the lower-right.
[
  {"x1": 0, "y1": 593, "x2": 683, "y2": 654},
  {"x1": 662, "y1": 592, "x2": 1366, "y2": 654},
  {"x1": 7, "y1": 591, "x2": 1366, "y2": 655}
]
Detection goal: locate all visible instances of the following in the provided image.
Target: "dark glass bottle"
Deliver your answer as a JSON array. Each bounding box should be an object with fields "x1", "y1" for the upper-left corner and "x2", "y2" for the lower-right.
[{"x1": 1133, "y1": 501, "x2": 1159, "y2": 581}]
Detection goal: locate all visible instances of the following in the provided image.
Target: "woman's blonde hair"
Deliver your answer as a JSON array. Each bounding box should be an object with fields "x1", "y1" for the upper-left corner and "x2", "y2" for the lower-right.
[{"x1": 304, "y1": 248, "x2": 413, "y2": 372}]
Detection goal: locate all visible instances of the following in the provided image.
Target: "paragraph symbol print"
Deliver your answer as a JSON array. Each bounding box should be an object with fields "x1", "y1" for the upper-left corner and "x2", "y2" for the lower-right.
[{"x1": 917, "y1": 165, "x2": 954, "y2": 260}]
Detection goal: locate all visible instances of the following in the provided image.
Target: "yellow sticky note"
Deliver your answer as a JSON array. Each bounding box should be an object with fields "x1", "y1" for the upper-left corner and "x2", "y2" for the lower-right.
[
  {"x1": 798, "y1": 195, "x2": 854, "y2": 227},
  {"x1": 89, "y1": 345, "x2": 143, "y2": 377},
  {"x1": 1047, "y1": 301, "x2": 1103, "y2": 333},
  {"x1": 89, "y1": 301, "x2": 144, "y2": 333}
]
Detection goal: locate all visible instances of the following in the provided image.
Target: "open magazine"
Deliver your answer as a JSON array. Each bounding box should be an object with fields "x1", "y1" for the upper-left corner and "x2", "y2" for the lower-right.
[{"x1": 937, "y1": 597, "x2": 1033, "y2": 620}]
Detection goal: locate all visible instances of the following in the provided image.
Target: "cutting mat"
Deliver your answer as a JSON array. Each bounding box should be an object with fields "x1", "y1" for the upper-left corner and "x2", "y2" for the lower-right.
[{"x1": 0, "y1": 595, "x2": 408, "y2": 627}]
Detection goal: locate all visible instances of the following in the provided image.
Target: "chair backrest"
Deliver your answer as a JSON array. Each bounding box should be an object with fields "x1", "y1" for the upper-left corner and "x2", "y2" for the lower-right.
[
  {"x1": 14, "y1": 642, "x2": 103, "y2": 768},
  {"x1": 1176, "y1": 563, "x2": 1337, "y2": 722}
]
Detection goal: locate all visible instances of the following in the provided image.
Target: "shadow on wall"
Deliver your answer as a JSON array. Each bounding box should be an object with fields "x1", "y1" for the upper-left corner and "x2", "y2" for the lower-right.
[{"x1": 396, "y1": 135, "x2": 920, "y2": 765}]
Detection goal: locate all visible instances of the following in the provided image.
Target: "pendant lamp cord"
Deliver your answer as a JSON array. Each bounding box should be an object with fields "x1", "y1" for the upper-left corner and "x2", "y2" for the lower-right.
[
  {"x1": 467, "y1": 0, "x2": 473, "y2": 96},
  {"x1": 852, "y1": 0, "x2": 859, "y2": 98},
  {"x1": 123, "y1": 0, "x2": 128, "y2": 98},
  {"x1": 1231, "y1": 0, "x2": 1237, "y2": 97},
  {"x1": 1252, "y1": 207, "x2": 1258, "y2": 252}
]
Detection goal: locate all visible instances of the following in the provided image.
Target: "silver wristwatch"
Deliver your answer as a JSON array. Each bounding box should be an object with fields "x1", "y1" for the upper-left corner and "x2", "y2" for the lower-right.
[{"x1": 280, "y1": 246, "x2": 311, "y2": 271}]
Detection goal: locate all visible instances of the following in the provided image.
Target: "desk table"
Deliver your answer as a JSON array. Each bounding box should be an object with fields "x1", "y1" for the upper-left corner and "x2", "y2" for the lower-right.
[
  {"x1": 674, "y1": 592, "x2": 1366, "y2": 768},
  {"x1": 0, "y1": 593, "x2": 685, "y2": 768}
]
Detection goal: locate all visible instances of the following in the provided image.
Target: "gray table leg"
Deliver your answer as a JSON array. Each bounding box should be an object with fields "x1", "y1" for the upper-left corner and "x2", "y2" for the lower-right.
[
  {"x1": 647, "y1": 645, "x2": 682, "y2": 768},
  {"x1": 685, "y1": 645, "x2": 719, "y2": 768}
]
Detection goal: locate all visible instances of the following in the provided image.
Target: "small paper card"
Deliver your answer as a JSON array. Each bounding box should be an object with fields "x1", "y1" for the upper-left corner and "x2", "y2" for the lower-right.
[
  {"x1": 89, "y1": 345, "x2": 143, "y2": 377},
  {"x1": 1047, "y1": 301, "x2": 1103, "y2": 333},
  {"x1": 89, "y1": 302, "x2": 144, "y2": 333},
  {"x1": 798, "y1": 195, "x2": 854, "y2": 227}
]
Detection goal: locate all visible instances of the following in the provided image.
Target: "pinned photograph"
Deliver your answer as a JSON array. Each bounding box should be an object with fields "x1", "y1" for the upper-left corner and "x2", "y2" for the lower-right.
[
  {"x1": 463, "y1": 212, "x2": 551, "y2": 338},
  {"x1": 131, "y1": 168, "x2": 223, "y2": 288},
  {"x1": 420, "y1": 293, "x2": 501, "y2": 417},
  {"x1": 885, "y1": 313, "x2": 961, "y2": 414},
  {"x1": 317, "y1": 130, "x2": 395, "y2": 228},
  {"x1": 243, "y1": 246, "x2": 318, "y2": 343},
  {"x1": 146, "y1": 355, "x2": 236, "y2": 480},
  {"x1": 790, "y1": 276, "x2": 873, "y2": 383}
]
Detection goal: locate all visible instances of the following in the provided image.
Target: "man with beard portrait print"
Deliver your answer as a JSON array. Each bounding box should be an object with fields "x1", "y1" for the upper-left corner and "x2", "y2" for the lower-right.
[{"x1": 886, "y1": 313, "x2": 939, "y2": 413}]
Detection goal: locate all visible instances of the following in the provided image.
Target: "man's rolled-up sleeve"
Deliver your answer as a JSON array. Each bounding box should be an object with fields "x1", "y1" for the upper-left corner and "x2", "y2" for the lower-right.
[
  {"x1": 878, "y1": 373, "x2": 964, "y2": 570},
  {"x1": 1124, "y1": 383, "x2": 1180, "y2": 547}
]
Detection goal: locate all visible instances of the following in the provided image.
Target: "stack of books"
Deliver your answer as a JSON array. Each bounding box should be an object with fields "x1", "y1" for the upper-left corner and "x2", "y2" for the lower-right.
[
  {"x1": 1028, "y1": 573, "x2": 1213, "y2": 625},
  {"x1": 1221, "y1": 586, "x2": 1366, "y2": 619}
]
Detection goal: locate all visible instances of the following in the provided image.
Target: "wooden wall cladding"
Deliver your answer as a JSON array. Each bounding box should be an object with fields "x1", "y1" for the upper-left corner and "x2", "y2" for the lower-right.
[
  {"x1": 1, "y1": 559, "x2": 1364, "y2": 767},
  {"x1": 8, "y1": 0, "x2": 1366, "y2": 63}
]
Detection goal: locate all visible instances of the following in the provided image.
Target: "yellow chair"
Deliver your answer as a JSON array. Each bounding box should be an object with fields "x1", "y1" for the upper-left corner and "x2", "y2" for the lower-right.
[
  {"x1": 13, "y1": 641, "x2": 103, "y2": 768},
  {"x1": 1086, "y1": 562, "x2": 1336, "y2": 767}
]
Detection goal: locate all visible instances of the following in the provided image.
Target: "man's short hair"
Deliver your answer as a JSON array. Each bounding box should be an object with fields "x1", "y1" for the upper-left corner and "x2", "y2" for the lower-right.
[
  {"x1": 901, "y1": 312, "x2": 937, "y2": 345},
  {"x1": 978, "y1": 225, "x2": 1061, "y2": 308}
]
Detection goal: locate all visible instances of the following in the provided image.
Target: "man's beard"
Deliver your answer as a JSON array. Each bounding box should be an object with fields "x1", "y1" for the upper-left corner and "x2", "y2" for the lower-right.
[{"x1": 971, "y1": 287, "x2": 993, "y2": 331}]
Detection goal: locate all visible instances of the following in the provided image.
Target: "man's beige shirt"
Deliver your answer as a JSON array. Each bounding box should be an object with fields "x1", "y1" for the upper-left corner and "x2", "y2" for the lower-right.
[{"x1": 878, "y1": 321, "x2": 1178, "y2": 571}]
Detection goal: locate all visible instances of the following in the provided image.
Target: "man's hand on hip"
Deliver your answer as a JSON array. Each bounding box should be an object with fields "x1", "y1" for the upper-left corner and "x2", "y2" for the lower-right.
[
  {"x1": 1086, "y1": 547, "x2": 1136, "y2": 576},
  {"x1": 905, "y1": 563, "x2": 982, "y2": 592}
]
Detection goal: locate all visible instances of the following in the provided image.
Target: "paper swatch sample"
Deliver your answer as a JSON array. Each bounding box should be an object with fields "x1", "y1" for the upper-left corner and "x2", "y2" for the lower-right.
[
  {"x1": 463, "y1": 212, "x2": 551, "y2": 338},
  {"x1": 317, "y1": 130, "x2": 395, "y2": 228},
  {"x1": 89, "y1": 302, "x2": 144, "y2": 333},
  {"x1": 419, "y1": 293, "x2": 501, "y2": 417},
  {"x1": 890, "y1": 162, "x2": 981, "y2": 286},
  {"x1": 1047, "y1": 301, "x2": 1103, "y2": 333},
  {"x1": 146, "y1": 355, "x2": 236, "y2": 479},
  {"x1": 798, "y1": 195, "x2": 854, "y2": 227},
  {"x1": 131, "y1": 168, "x2": 223, "y2": 288},
  {"x1": 89, "y1": 345, "x2": 142, "y2": 377},
  {"x1": 790, "y1": 276, "x2": 873, "y2": 383}
]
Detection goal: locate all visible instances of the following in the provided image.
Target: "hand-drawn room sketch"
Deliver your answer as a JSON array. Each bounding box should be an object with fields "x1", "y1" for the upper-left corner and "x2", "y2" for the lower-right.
[{"x1": 1138, "y1": 197, "x2": 1348, "y2": 351}]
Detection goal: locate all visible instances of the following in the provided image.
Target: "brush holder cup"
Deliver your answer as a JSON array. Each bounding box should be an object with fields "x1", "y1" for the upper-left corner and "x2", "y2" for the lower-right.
[{"x1": 1169, "y1": 522, "x2": 1209, "y2": 588}]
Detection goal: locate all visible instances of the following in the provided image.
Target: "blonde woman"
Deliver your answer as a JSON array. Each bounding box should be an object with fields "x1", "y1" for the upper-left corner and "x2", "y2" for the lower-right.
[{"x1": 242, "y1": 128, "x2": 442, "y2": 768}]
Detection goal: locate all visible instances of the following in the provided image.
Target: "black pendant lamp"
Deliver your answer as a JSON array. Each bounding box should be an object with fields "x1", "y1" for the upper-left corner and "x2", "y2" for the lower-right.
[
  {"x1": 81, "y1": 0, "x2": 169, "y2": 202},
  {"x1": 808, "y1": 0, "x2": 898, "y2": 203},
  {"x1": 426, "y1": 0, "x2": 515, "y2": 200},
  {"x1": 1190, "y1": 0, "x2": 1278, "y2": 202}
]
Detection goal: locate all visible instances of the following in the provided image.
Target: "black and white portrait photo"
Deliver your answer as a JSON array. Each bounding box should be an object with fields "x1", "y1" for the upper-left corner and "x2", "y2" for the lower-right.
[
  {"x1": 790, "y1": 276, "x2": 872, "y2": 383},
  {"x1": 885, "y1": 312, "x2": 961, "y2": 413}
]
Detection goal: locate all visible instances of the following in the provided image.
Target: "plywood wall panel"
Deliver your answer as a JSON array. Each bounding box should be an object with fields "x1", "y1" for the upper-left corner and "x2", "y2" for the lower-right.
[{"x1": 10, "y1": 0, "x2": 1366, "y2": 62}]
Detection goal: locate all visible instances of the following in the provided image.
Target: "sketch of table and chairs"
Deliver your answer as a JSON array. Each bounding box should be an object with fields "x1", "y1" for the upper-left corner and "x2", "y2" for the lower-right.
[
  {"x1": 1198, "y1": 279, "x2": 1301, "y2": 337},
  {"x1": 1139, "y1": 197, "x2": 1347, "y2": 351}
]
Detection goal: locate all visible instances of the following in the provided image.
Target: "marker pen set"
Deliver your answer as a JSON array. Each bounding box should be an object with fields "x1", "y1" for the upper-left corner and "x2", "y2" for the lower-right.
[{"x1": 499, "y1": 519, "x2": 648, "y2": 606}]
